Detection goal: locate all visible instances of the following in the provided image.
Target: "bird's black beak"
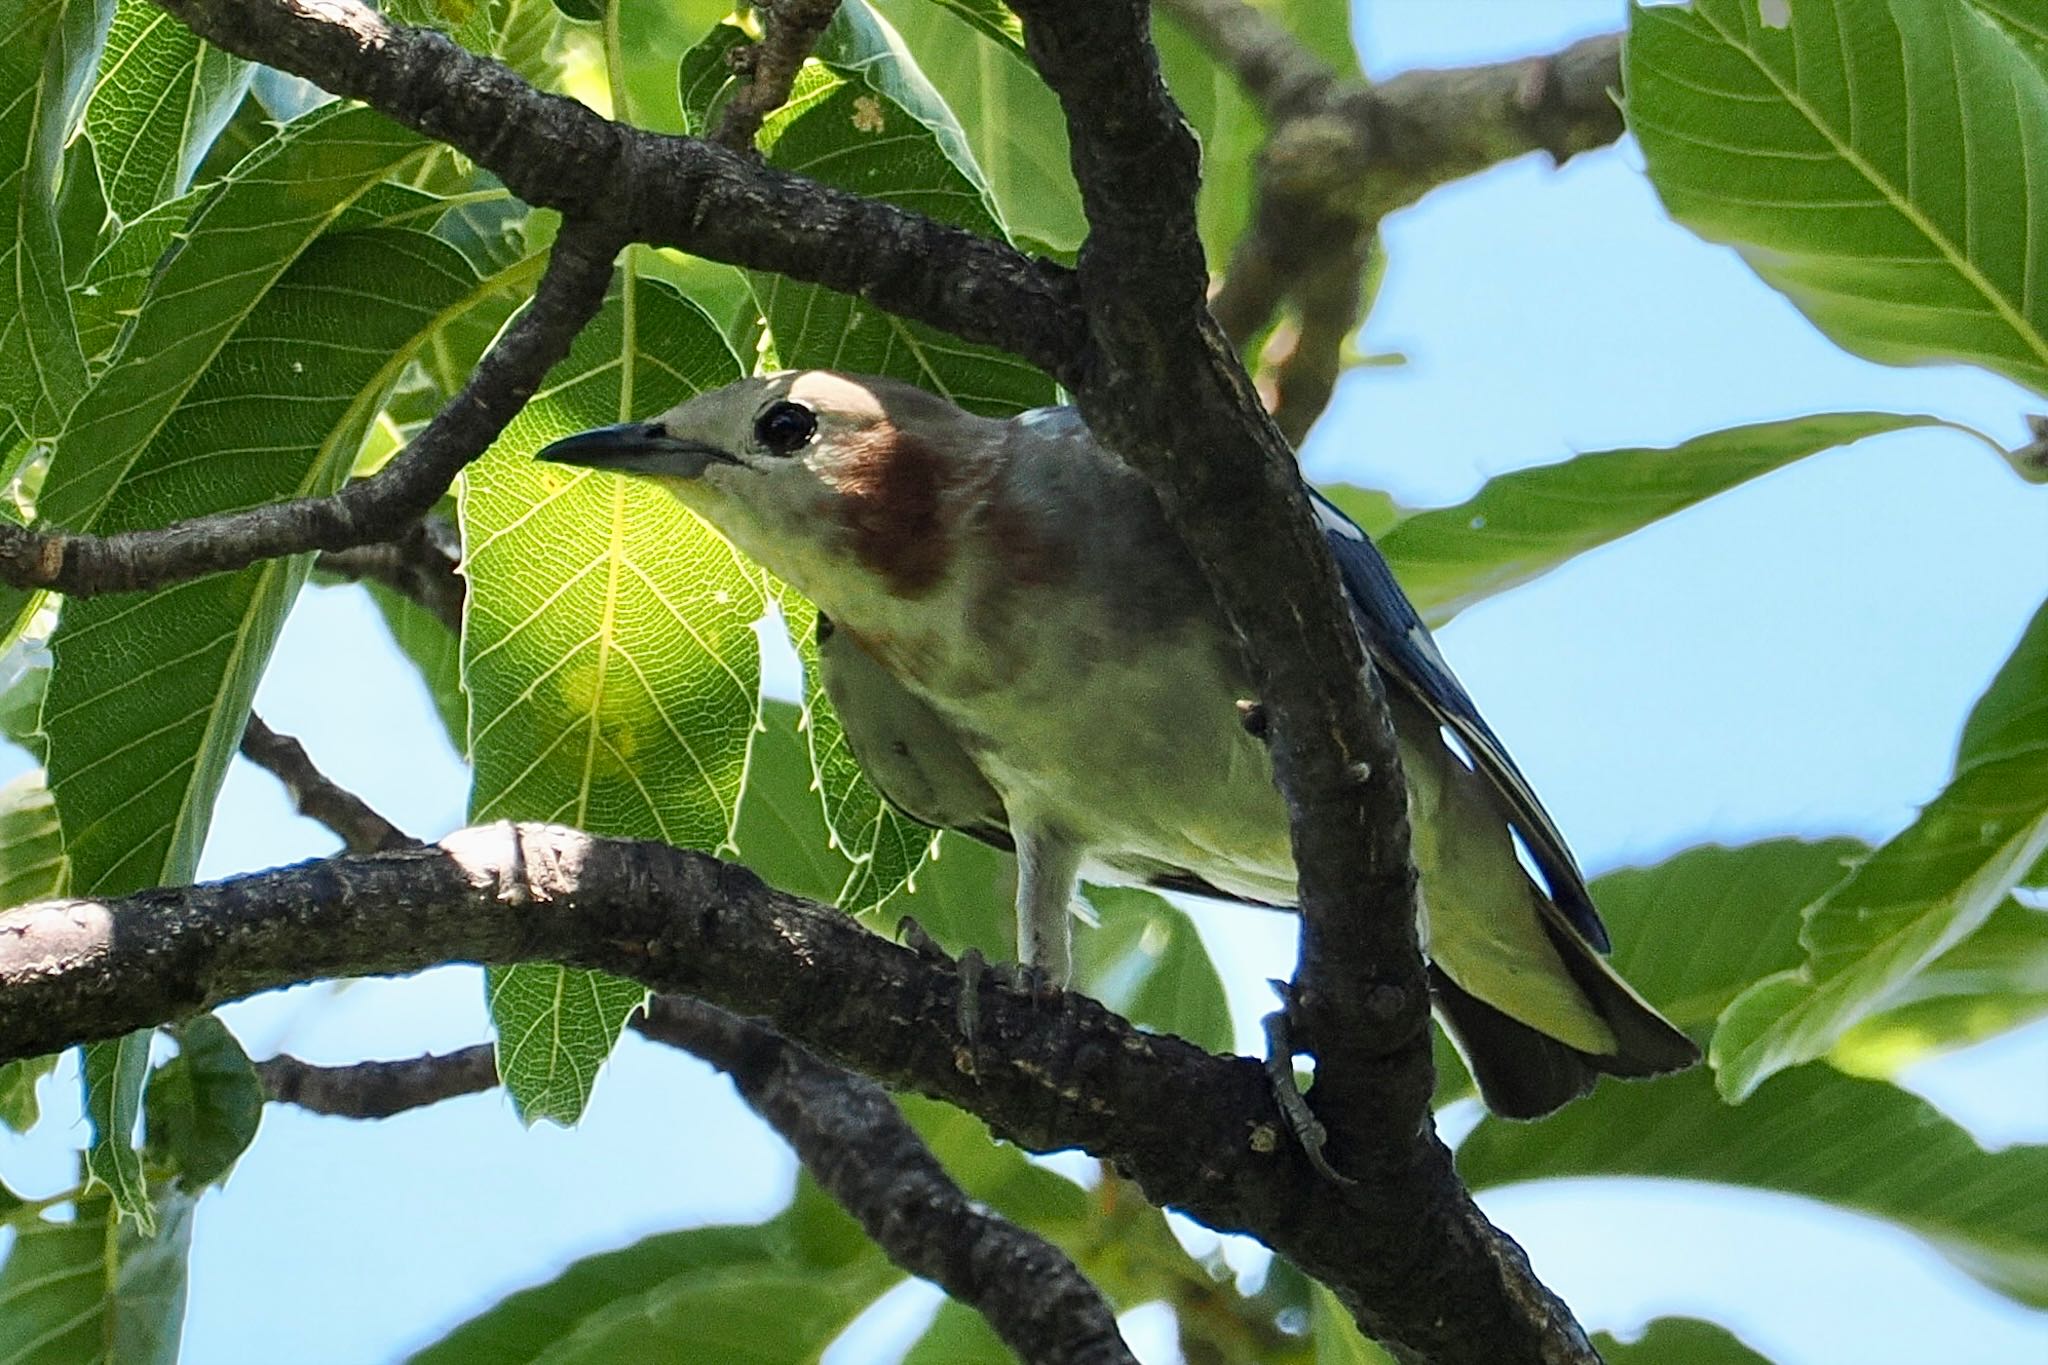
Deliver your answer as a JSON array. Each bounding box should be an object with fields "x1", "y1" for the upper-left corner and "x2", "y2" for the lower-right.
[{"x1": 534, "y1": 423, "x2": 735, "y2": 478}]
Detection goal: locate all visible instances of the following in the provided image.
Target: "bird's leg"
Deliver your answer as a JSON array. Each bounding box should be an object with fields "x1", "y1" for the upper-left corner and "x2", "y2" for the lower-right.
[
  {"x1": 1014, "y1": 826, "x2": 1082, "y2": 986},
  {"x1": 1265, "y1": 979, "x2": 1354, "y2": 1185}
]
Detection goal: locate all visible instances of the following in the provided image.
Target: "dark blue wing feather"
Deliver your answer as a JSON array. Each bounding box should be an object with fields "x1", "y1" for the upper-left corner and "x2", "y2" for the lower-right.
[{"x1": 1307, "y1": 488, "x2": 1611, "y2": 951}]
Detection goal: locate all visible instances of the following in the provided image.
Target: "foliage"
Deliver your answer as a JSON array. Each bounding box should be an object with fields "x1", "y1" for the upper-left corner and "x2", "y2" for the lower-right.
[{"x1": 0, "y1": 0, "x2": 2043, "y2": 1361}]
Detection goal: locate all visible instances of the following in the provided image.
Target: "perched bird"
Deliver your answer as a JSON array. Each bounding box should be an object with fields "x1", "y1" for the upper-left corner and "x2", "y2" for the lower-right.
[{"x1": 537, "y1": 371, "x2": 1698, "y2": 1118}]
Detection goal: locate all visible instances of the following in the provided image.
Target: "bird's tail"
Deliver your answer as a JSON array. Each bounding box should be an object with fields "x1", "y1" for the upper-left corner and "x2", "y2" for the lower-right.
[{"x1": 1401, "y1": 718, "x2": 1698, "y2": 1119}]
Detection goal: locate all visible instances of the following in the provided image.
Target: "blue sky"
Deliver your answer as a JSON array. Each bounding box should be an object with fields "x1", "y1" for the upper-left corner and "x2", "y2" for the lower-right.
[{"x1": 5, "y1": 2, "x2": 2048, "y2": 1362}]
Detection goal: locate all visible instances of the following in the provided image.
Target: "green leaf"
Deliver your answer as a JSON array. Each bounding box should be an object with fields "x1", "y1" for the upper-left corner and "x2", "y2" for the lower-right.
[
  {"x1": 1831, "y1": 897, "x2": 2048, "y2": 1075},
  {"x1": 0, "y1": 1054, "x2": 53, "y2": 1132},
  {"x1": 1311, "y1": 1283, "x2": 1395, "y2": 1364},
  {"x1": 362, "y1": 579, "x2": 469, "y2": 755},
  {"x1": 1458, "y1": 1063, "x2": 2048, "y2": 1309},
  {"x1": 43, "y1": 227, "x2": 478, "y2": 901},
  {"x1": 815, "y1": 2, "x2": 1002, "y2": 217},
  {"x1": 1312, "y1": 484, "x2": 1402, "y2": 540},
  {"x1": 0, "y1": 767, "x2": 67, "y2": 907},
  {"x1": 1970, "y1": 0, "x2": 2048, "y2": 66},
  {"x1": 1594, "y1": 1318, "x2": 1774, "y2": 1365},
  {"x1": 407, "y1": 1183, "x2": 896, "y2": 1364},
  {"x1": 1076, "y1": 885, "x2": 1234, "y2": 1054},
  {"x1": 145, "y1": 1014, "x2": 262, "y2": 1190},
  {"x1": 39, "y1": 102, "x2": 427, "y2": 534},
  {"x1": 923, "y1": 0, "x2": 1022, "y2": 50},
  {"x1": 1956, "y1": 594, "x2": 2048, "y2": 768},
  {"x1": 81, "y1": 1030, "x2": 153, "y2": 1233},
  {"x1": 1151, "y1": 0, "x2": 1358, "y2": 268},
  {"x1": 82, "y1": 0, "x2": 251, "y2": 222},
  {"x1": 1714, "y1": 599, "x2": 2048, "y2": 1099},
  {"x1": 71, "y1": 186, "x2": 205, "y2": 368},
  {"x1": 1627, "y1": 0, "x2": 2048, "y2": 395},
  {"x1": 898, "y1": 1094, "x2": 1091, "y2": 1235},
  {"x1": 0, "y1": 1187, "x2": 196, "y2": 1365},
  {"x1": 1376, "y1": 413, "x2": 1951, "y2": 626},
  {"x1": 866, "y1": 0, "x2": 1084, "y2": 254},
  {"x1": 1592, "y1": 837, "x2": 1867, "y2": 1031},
  {"x1": 774, "y1": 587, "x2": 935, "y2": 916},
  {"x1": 903, "y1": 1300, "x2": 1013, "y2": 1365},
  {"x1": 460, "y1": 273, "x2": 752, "y2": 1125},
  {"x1": 756, "y1": 70, "x2": 1056, "y2": 418},
  {"x1": 0, "y1": 0, "x2": 112, "y2": 437}
]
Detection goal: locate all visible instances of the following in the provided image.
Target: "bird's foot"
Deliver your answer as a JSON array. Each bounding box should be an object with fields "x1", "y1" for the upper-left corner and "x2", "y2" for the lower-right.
[{"x1": 1264, "y1": 980, "x2": 1355, "y2": 1186}]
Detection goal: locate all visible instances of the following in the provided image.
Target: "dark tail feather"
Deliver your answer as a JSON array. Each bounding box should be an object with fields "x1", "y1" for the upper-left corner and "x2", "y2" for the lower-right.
[{"x1": 1429, "y1": 967, "x2": 1600, "y2": 1120}]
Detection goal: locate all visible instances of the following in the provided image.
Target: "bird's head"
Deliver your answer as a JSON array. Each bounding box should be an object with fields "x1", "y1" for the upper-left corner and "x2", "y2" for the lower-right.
[{"x1": 536, "y1": 370, "x2": 1000, "y2": 610}]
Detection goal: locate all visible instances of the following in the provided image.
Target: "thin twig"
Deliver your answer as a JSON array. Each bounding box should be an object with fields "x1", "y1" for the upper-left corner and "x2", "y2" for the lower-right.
[
  {"x1": 0, "y1": 219, "x2": 622, "y2": 596},
  {"x1": 314, "y1": 518, "x2": 465, "y2": 634},
  {"x1": 257, "y1": 1045, "x2": 499, "y2": 1118},
  {"x1": 639, "y1": 997, "x2": 1137, "y2": 1365},
  {"x1": 711, "y1": 0, "x2": 846, "y2": 151},
  {"x1": 239, "y1": 714, "x2": 417, "y2": 854}
]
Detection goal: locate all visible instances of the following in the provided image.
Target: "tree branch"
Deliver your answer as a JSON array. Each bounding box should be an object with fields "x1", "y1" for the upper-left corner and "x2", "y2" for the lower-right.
[
  {"x1": 1165, "y1": 0, "x2": 1624, "y2": 436},
  {"x1": 256, "y1": 1045, "x2": 499, "y2": 1118},
  {"x1": 239, "y1": 714, "x2": 417, "y2": 855},
  {"x1": 1008, "y1": 2, "x2": 1592, "y2": 1359},
  {"x1": 640, "y1": 996, "x2": 1137, "y2": 1365},
  {"x1": 314, "y1": 519, "x2": 465, "y2": 635},
  {"x1": 711, "y1": 0, "x2": 846, "y2": 152},
  {"x1": 147, "y1": 0, "x2": 1081, "y2": 376},
  {"x1": 0, "y1": 825, "x2": 1580, "y2": 1363},
  {"x1": 0, "y1": 219, "x2": 621, "y2": 595}
]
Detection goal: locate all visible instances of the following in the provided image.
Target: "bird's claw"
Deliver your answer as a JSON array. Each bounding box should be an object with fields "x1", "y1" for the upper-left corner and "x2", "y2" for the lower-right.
[{"x1": 1264, "y1": 980, "x2": 1355, "y2": 1186}]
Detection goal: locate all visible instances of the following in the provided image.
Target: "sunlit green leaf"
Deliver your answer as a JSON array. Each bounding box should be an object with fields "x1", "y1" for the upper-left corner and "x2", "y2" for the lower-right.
[
  {"x1": 1459, "y1": 1063, "x2": 2048, "y2": 1309},
  {"x1": 867, "y1": 0, "x2": 1083, "y2": 254},
  {"x1": 756, "y1": 70, "x2": 1055, "y2": 418},
  {"x1": 460, "y1": 273, "x2": 751, "y2": 1125},
  {"x1": 39, "y1": 103, "x2": 427, "y2": 534},
  {"x1": 1714, "y1": 599, "x2": 2048, "y2": 1099},
  {"x1": 0, "y1": 767, "x2": 66, "y2": 908},
  {"x1": 83, "y1": 0, "x2": 250, "y2": 222},
  {"x1": 1377, "y1": 413, "x2": 1953, "y2": 626},
  {"x1": 1595, "y1": 1318, "x2": 1774, "y2": 1364},
  {"x1": 1628, "y1": 0, "x2": 2048, "y2": 395},
  {"x1": 0, "y1": 0, "x2": 112, "y2": 437},
  {"x1": 0, "y1": 1186, "x2": 195, "y2": 1365},
  {"x1": 407, "y1": 1178, "x2": 896, "y2": 1364},
  {"x1": 72, "y1": 186, "x2": 205, "y2": 368},
  {"x1": 1831, "y1": 898, "x2": 2048, "y2": 1075},
  {"x1": 145, "y1": 1014, "x2": 261, "y2": 1191},
  {"x1": 43, "y1": 227, "x2": 476, "y2": 903}
]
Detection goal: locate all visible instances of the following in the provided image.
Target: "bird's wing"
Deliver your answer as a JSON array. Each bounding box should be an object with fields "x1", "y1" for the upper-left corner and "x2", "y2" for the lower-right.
[
  {"x1": 813, "y1": 612, "x2": 1013, "y2": 850},
  {"x1": 1307, "y1": 488, "x2": 1610, "y2": 951},
  {"x1": 816, "y1": 608, "x2": 1271, "y2": 907}
]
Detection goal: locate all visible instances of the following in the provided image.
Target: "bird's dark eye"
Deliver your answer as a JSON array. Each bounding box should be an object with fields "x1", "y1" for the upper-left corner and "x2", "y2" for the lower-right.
[{"x1": 753, "y1": 400, "x2": 817, "y2": 455}]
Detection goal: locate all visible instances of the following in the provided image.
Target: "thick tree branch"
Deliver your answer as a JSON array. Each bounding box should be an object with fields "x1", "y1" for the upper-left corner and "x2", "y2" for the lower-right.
[
  {"x1": 711, "y1": 0, "x2": 846, "y2": 151},
  {"x1": 257, "y1": 1045, "x2": 498, "y2": 1118},
  {"x1": 640, "y1": 997, "x2": 1137, "y2": 1365},
  {"x1": 0, "y1": 219, "x2": 621, "y2": 595},
  {"x1": 1010, "y1": 3, "x2": 1591, "y2": 1360},
  {"x1": 239, "y1": 714, "x2": 416, "y2": 855},
  {"x1": 0, "y1": 825, "x2": 1576, "y2": 1363},
  {"x1": 147, "y1": 0, "x2": 1080, "y2": 375}
]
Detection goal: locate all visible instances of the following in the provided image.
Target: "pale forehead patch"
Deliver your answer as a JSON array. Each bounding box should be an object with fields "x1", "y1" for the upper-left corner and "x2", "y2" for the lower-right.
[{"x1": 785, "y1": 371, "x2": 891, "y2": 420}]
